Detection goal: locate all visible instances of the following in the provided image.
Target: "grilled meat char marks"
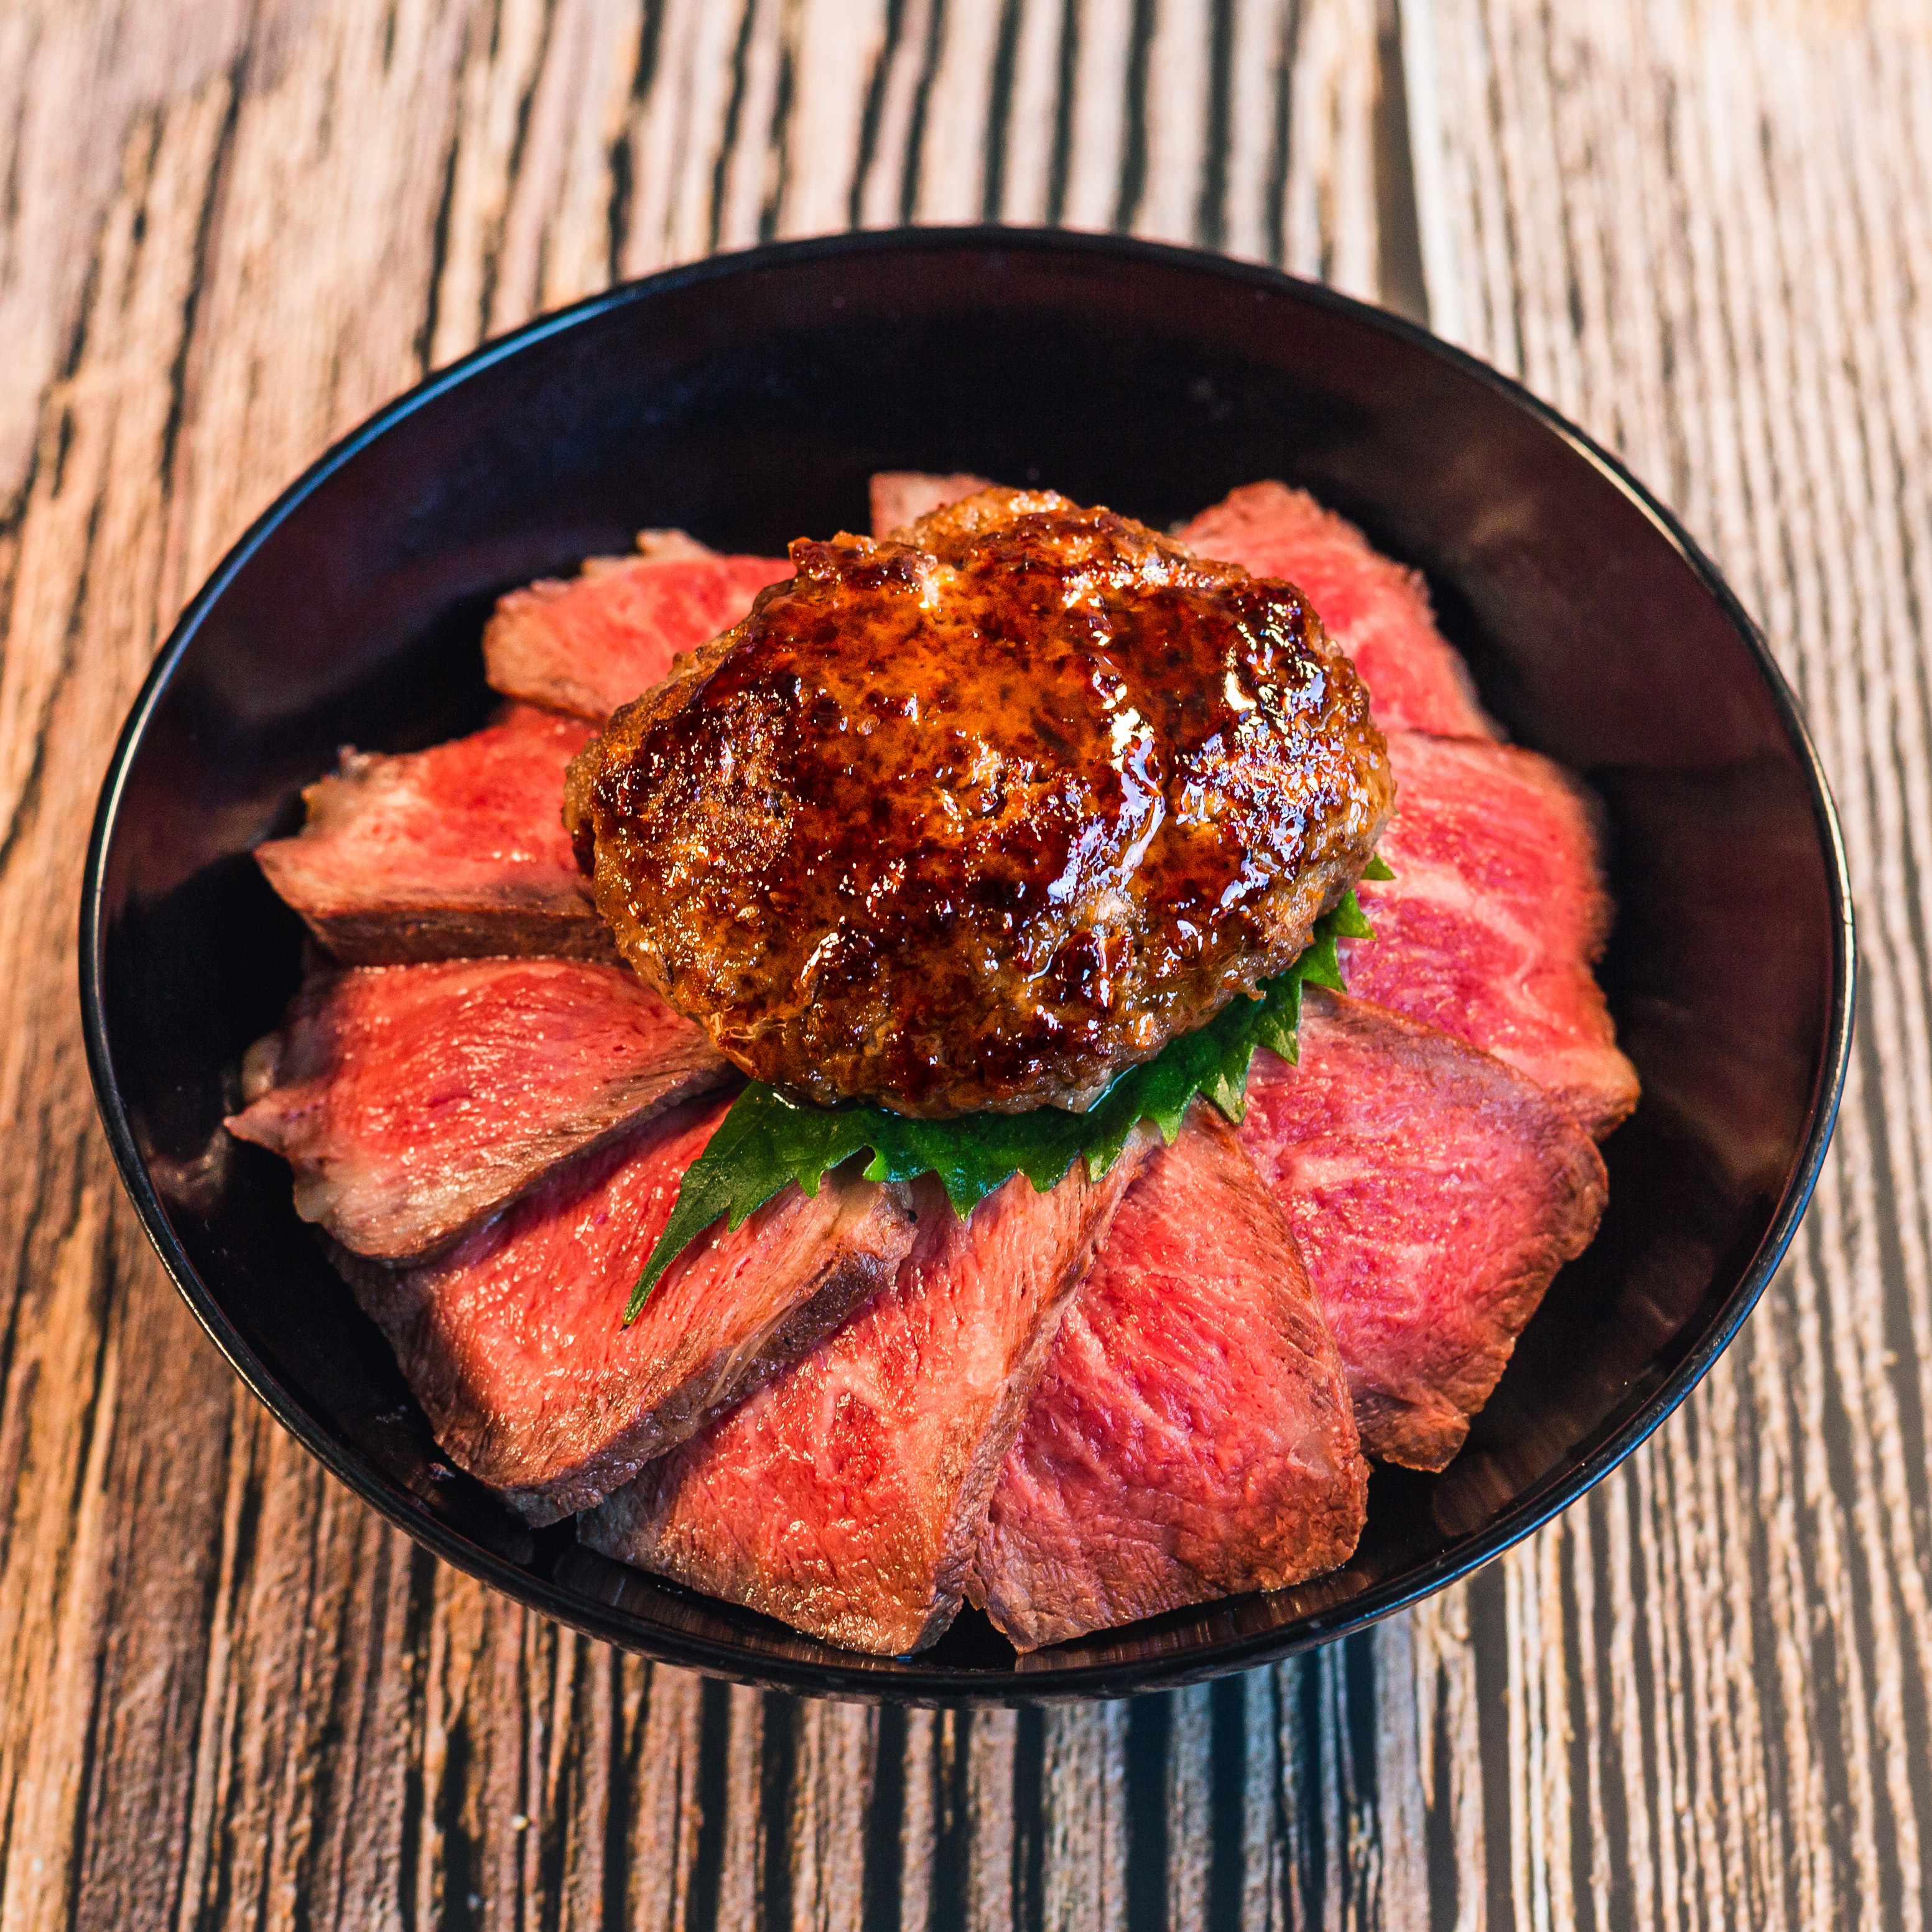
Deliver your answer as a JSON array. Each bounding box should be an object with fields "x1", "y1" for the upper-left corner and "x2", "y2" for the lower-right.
[
  {"x1": 566, "y1": 489, "x2": 1393, "y2": 1118},
  {"x1": 254, "y1": 704, "x2": 615, "y2": 965},
  {"x1": 225, "y1": 958, "x2": 735, "y2": 1262},
  {"x1": 1179, "y1": 481, "x2": 1495, "y2": 739},
  {"x1": 339, "y1": 1090, "x2": 917, "y2": 1523},
  {"x1": 583, "y1": 1129, "x2": 1154, "y2": 1655},
  {"x1": 968, "y1": 1105, "x2": 1367, "y2": 1651},
  {"x1": 1239, "y1": 987, "x2": 1608, "y2": 1471}
]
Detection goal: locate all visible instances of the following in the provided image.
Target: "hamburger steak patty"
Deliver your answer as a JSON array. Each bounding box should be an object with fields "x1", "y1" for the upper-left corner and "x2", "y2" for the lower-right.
[{"x1": 564, "y1": 489, "x2": 1395, "y2": 1117}]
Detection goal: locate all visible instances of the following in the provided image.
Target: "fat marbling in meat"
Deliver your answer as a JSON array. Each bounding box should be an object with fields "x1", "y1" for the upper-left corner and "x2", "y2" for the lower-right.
[
  {"x1": 1344, "y1": 730, "x2": 1640, "y2": 1139},
  {"x1": 1238, "y1": 986, "x2": 1607, "y2": 1470},
  {"x1": 226, "y1": 957, "x2": 733, "y2": 1261},
  {"x1": 337, "y1": 1092, "x2": 916, "y2": 1523},
  {"x1": 968, "y1": 1104, "x2": 1367, "y2": 1651},
  {"x1": 581, "y1": 1134, "x2": 1154, "y2": 1655}
]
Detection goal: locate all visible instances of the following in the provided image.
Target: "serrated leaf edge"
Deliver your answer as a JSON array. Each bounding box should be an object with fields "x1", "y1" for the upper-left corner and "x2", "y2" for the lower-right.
[{"x1": 623, "y1": 875, "x2": 1382, "y2": 1323}]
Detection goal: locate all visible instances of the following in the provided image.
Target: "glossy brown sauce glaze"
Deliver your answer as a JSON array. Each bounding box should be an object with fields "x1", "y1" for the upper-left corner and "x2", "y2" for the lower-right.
[{"x1": 565, "y1": 489, "x2": 1393, "y2": 1117}]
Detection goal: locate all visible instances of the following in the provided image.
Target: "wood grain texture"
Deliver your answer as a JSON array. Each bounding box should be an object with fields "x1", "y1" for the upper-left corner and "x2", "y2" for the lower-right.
[
  {"x1": 0, "y1": 0, "x2": 1923, "y2": 1925},
  {"x1": 1406, "y1": 6, "x2": 1932, "y2": 1926}
]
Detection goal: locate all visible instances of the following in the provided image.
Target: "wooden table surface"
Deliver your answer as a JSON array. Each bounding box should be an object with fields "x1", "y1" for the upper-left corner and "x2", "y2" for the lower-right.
[{"x1": 2, "y1": 1, "x2": 1928, "y2": 1925}]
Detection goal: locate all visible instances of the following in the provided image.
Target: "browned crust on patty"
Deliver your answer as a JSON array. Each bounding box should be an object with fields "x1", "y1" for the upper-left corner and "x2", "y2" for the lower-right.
[{"x1": 565, "y1": 488, "x2": 1393, "y2": 1117}]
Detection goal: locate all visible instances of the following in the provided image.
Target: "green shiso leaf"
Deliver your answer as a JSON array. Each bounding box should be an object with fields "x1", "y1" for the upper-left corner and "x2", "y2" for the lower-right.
[{"x1": 623, "y1": 886, "x2": 1381, "y2": 1323}]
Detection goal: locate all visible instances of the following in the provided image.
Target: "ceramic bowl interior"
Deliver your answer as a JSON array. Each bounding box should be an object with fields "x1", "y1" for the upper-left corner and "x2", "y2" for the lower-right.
[{"x1": 83, "y1": 230, "x2": 1851, "y2": 1701}]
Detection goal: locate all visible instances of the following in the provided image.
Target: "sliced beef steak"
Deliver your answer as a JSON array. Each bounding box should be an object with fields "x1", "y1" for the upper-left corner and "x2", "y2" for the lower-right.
[
  {"x1": 868, "y1": 471, "x2": 993, "y2": 537},
  {"x1": 339, "y1": 1094, "x2": 916, "y2": 1522},
  {"x1": 254, "y1": 705, "x2": 613, "y2": 964},
  {"x1": 1344, "y1": 730, "x2": 1640, "y2": 1139},
  {"x1": 1238, "y1": 987, "x2": 1607, "y2": 1470},
  {"x1": 226, "y1": 959, "x2": 734, "y2": 1261},
  {"x1": 967, "y1": 1106, "x2": 1367, "y2": 1651},
  {"x1": 484, "y1": 549, "x2": 790, "y2": 721},
  {"x1": 581, "y1": 1136, "x2": 1154, "y2": 1655},
  {"x1": 1179, "y1": 481, "x2": 1495, "y2": 738}
]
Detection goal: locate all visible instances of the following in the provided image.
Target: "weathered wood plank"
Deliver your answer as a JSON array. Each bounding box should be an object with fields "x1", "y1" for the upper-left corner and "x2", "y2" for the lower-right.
[
  {"x1": 1, "y1": 1, "x2": 1928, "y2": 1927},
  {"x1": 1041, "y1": 1700, "x2": 1130, "y2": 1932},
  {"x1": 0, "y1": 59, "x2": 255, "y2": 1932},
  {"x1": 1407, "y1": 5, "x2": 1932, "y2": 1928}
]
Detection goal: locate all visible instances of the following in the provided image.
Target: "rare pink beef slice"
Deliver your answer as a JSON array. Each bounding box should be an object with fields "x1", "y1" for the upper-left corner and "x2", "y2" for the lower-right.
[
  {"x1": 226, "y1": 958, "x2": 734, "y2": 1262},
  {"x1": 967, "y1": 1106, "x2": 1367, "y2": 1651},
  {"x1": 340, "y1": 1093, "x2": 916, "y2": 1523},
  {"x1": 580, "y1": 1139, "x2": 1154, "y2": 1655},
  {"x1": 1344, "y1": 730, "x2": 1640, "y2": 1140},
  {"x1": 254, "y1": 704, "x2": 613, "y2": 965},
  {"x1": 484, "y1": 550, "x2": 791, "y2": 721},
  {"x1": 1179, "y1": 481, "x2": 1493, "y2": 737},
  {"x1": 868, "y1": 471, "x2": 994, "y2": 537},
  {"x1": 1238, "y1": 987, "x2": 1607, "y2": 1472}
]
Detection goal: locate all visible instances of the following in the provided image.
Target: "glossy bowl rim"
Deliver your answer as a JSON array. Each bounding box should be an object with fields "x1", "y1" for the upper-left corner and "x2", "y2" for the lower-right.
[{"x1": 80, "y1": 225, "x2": 1856, "y2": 1704}]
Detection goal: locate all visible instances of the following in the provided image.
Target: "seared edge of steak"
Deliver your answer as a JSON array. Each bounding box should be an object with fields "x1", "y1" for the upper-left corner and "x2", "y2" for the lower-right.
[
  {"x1": 269, "y1": 902, "x2": 621, "y2": 967},
  {"x1": 226, "y1": 959, "x2": 735, "y2": 1262},
  {"x1": 580, "y1": 1127, "x2": 1157, "y2": 1655},
  {"x1": 334, "y1": 1107, "x2": 917, "y2": 1522}
]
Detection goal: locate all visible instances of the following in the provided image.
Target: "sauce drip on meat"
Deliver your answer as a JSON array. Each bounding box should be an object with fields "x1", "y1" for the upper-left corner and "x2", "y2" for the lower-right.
[{"x1": 566, "y1": 489, "x2": 1393, "y2": 1117}]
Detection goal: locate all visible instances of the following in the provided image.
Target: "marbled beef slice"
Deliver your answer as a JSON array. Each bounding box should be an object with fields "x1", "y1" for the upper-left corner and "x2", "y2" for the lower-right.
[
  {"x1": 338, "y1": 1092, "x2": 916, "y2": 1523},
  {"x1": 580, "y1": 1131, "x2": 1156, "y2": 1656},
  {"x1": 226, "y1": 957, "x2": 734, "y2": 1262},
  {"x1": 1344, "y1": 730, "x2": 1640, "y2": 1139},
  {"x1": 1239, "y1": 986, "x2": 1607, "y2": 1470},
  {"x1": 483, "y1": 546, "x2": 791, "y2": 722},
  {"x1": 967, "y1": 1104, "x2": 1367, "y2": 1651},
  {"x1": 254, "y1": 704, "x2": 615, "y2": 964}
]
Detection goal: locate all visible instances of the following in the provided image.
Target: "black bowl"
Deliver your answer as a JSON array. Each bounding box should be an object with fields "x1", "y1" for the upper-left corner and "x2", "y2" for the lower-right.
[{"x1": 81, "y1": 229, "x2": 1852, "y2": 1702}]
